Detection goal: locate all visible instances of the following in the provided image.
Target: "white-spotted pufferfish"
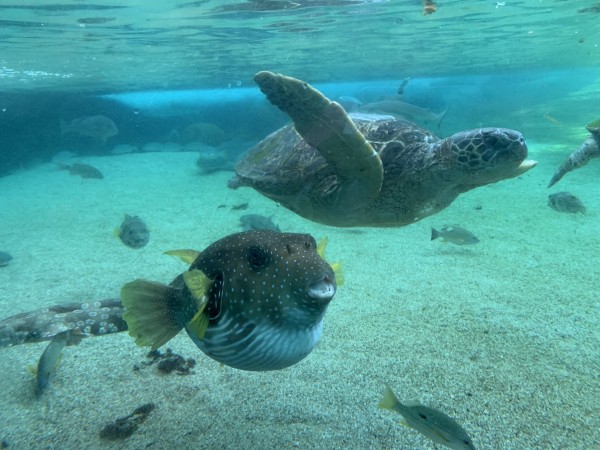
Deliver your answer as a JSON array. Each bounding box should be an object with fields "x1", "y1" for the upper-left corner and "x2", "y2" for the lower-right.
[{"x1": 122, "y1": 230, "x2": 339, "y2": 371}]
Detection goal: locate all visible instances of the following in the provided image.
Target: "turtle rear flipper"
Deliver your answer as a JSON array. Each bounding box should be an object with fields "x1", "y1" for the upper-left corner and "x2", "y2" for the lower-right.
[{"x1": 254, "y1": 71, "x2": 383, "y2": 209}]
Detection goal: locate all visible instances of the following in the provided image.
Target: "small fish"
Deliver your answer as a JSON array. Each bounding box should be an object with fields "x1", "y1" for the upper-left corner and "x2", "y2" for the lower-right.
[
  {"x1": 431, "y1": 226, "x2": 479, "y2": 245},
  {"x1": 60, "y1": 115, "x2": 118, "y2": 140},
  {"x1": 0, "y1": 251, "x2": 12, "y2": 267},
  {"x1": 397, "y1": 77, "x2": 410, "y2": 96},
  {"x1": 77, "y1": 17, "x2": 116, "y2": 25},
  {"x1": 231, "y1": 202, "x2": 249, "y2": 210},
  {"x1": 58, "y1": 163, "x2": 104, "y2": 179},
  {"x1": 239, "y1": 214, "x2": 281, "y2": 232},
  {"x1": 35, "y1": 331, "x2": 70, "y2": 397},
  {"x1": 122, "y1": 230, "x2": 338, "y2": 371},
  {"x1": 548, "y1": 192, "x2": 587, "y2": 214},
  {"x1": 422, "y1": 0, "x2": 438, "y2": 15},
  {"x1": 379, "y1": 385, "x2": 476, "y2": 450},
  {"x1": 117, "y1": 214, "x2": 150, "y2": 249}
]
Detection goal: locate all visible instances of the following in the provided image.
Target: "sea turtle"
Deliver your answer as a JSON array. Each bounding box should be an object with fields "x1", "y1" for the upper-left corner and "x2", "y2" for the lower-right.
[
  {"x1": 228, "y1": 72, "x2": 537, "y2": 227},
  {"x1": 548, "y1": 118, "x2": 600, "y2": 188}
]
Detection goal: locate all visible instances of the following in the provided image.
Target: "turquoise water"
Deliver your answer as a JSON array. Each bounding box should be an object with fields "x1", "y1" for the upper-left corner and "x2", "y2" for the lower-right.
[{"x1": 0, "y1": 1, "x2": 599, "y2": 449}]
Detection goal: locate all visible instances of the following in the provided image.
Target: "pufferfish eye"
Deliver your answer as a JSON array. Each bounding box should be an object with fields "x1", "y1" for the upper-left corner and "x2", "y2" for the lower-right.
[
  {"x1": 248, "y1": 245, "x2": 270, "y2": 270},
  {"x1": 304, "y1": 236, "x2": 317, "y2": 250}
]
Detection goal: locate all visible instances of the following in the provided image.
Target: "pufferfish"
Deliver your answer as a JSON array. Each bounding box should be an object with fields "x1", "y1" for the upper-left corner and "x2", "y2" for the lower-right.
[{"x1": 122, "y1": 230, "x2": 339, "y2": 371}]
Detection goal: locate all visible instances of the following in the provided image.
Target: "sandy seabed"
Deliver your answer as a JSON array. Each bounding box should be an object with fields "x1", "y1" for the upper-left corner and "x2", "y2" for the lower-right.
[{"x1": 0, "y1": 146, "x2": 598, "y2": 449}]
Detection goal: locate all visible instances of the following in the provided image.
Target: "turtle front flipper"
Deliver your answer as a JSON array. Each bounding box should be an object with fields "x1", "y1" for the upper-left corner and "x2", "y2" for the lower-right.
[
  {"x1": 548, "y1": 119, "x2": 600, "y2": 188},
  {"x1": 254, "y1": 71, "x2": 384, "y2": 210}
]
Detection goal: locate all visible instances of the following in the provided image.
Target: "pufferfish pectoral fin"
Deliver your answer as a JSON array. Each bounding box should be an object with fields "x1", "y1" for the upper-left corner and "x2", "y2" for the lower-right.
[
  {"x1": 182, "y1": 269, "x2": 211, "y2": 340},
  {"x1": 164, "y1": 249, "x2": 201, "y2": 265},
  {"x1": 121, "y1": 280, "x2": 186, "y2": 351},
  {"x1": 317, "y1": 237, "x2": 344, "y2": 286}
]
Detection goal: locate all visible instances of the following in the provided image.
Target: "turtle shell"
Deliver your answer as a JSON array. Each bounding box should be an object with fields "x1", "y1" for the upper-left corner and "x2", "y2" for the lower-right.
[{"x1": 234, "y1": 114, "x2": 438, "y2": 201}]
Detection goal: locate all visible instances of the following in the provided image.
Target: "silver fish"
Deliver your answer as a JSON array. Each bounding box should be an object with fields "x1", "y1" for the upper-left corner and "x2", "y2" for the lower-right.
[
  {"x1": 0, "y1": 300, "x2": 124, "y2": 396},
  {"x1": 431, "y1": 226, "x2": 479, "y2": 245},
  {"x1": 35, "y1": 331, "x2": 69, "y2": 397},
  {"x1": 122, "y1": 230, "x2": 338, "y2": 371},
  {"x1": 380, "y1": 385, "x2": 476, "y2": 450},
  {"x1": 548, "y1": 192, "x2": 587, "y2": 214},
  {"x1": 548, "y1": 118, "x2": 600, "y2": 187},
  {"x1": 359, "y1": 98, "x2": 448, "y2": 129}
]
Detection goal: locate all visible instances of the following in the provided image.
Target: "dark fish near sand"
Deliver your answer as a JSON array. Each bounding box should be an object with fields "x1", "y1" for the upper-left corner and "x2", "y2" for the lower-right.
[
  {"x1": 60, "y1": 114, "x2": 118, "y2": 140},
  {"x1": 431, "y1": 226, "x2": 479, "y2": 245},
  {"x1": 548, "y1": 192, "x2": 587, "y2": 214},
  {"x1": 379, "y1": 385, "x2": 476, "y2": 450},
  {"x1": 122, "y1": 230, "x2": 338, "y2": 371},
  {"x1": 239, "y1": 213, "x2": 281, "y2": 232},
  {"x1": 58, "y1": 163, "x2": 104, "y2": 179},
  {"x1": 0, "y1": 251, "x2": 12, "y2": 267},
  {"x1": 117, "y1": 214, "x2": 150, "y2": 249}
]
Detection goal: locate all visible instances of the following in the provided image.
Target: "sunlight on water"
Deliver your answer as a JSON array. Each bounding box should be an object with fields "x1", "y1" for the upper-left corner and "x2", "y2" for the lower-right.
[{"x1": 0, "y1": 0, "x2": 598, "y2": 92}]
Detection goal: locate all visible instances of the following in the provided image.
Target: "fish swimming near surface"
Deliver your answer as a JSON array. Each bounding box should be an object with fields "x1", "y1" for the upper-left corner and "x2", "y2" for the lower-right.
[
  {"x1": 431, "y1": 226, "x2": 479, "y2": 245},
  {"x1": 379, "y1": 385, "x2": 476, "y2": 450},
  {"x1": 58, "y1": 163, "x2": 104, "y2": 179},
  {"x1": 337, "y1": 95, "x2": 448, "y2": 129},
  {"x1": 548, "y1": 192, "x2": 587, "y2": 214},
  {"x1": 122, "y1": 230, "x2": 338, "y2": 371},
  {"x1": 239, "y1": 213, "x2": 281, "y2": 232},
  {"x1": 0, "y1": 251, "x2": 13, "y2": 267},
  {"x1": 0, "y1": 231, "x2": 340, "y2": 384},
  {"x1": 117, "y1": 214, "x2": 150, "y2": 249},
  {"x1": 359, "y1": 98, "x2": 448, "y2": 128},
  {"x1": 60, "y1": 114, "x2": 118, "y2": 141}
]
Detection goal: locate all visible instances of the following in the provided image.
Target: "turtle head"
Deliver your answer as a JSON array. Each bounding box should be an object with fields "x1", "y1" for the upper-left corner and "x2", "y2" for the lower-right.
[{"x1": 440, "y1": 128, "x2": 537, "y2": 187}]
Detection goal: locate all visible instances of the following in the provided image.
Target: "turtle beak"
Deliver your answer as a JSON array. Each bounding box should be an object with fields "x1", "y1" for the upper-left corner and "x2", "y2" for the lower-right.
[{"x1": 511, "y1": 159, "x2": 538, "y2": 177}]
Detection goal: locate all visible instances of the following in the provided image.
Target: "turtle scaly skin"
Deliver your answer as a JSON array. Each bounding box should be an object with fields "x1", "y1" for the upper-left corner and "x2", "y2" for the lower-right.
[
  {"x1": 548, "y1": 118, "x2": 600, "y2": 188},
  {"x1": 229, "y1": 72, "x2": 537, "y2": 227}
]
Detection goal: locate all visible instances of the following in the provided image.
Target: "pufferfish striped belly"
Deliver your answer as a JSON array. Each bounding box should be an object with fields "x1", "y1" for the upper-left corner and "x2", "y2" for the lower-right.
[{"x1": 190, "y1": 314, "x2": 324, "y2": 371}]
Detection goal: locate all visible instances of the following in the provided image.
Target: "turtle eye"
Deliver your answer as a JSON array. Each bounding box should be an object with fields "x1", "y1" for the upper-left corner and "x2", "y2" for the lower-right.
[{"x1": 248, "y1": 246, "x2": 270, "y2": 270}]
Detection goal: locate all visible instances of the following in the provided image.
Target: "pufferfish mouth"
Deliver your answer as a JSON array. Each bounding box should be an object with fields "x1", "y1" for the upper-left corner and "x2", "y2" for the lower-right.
[{"x1": 307, "y1": 275, "x2": 336, "y2": 300}]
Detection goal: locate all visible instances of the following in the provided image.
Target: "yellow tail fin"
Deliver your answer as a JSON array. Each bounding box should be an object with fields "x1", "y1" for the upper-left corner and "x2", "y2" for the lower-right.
[
  {"x1": 121, "y1": 280, "x2": 184, "y2": 351},
  {"x1": 379, "y1": 384, "x2": 399, "y2": 411}
]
